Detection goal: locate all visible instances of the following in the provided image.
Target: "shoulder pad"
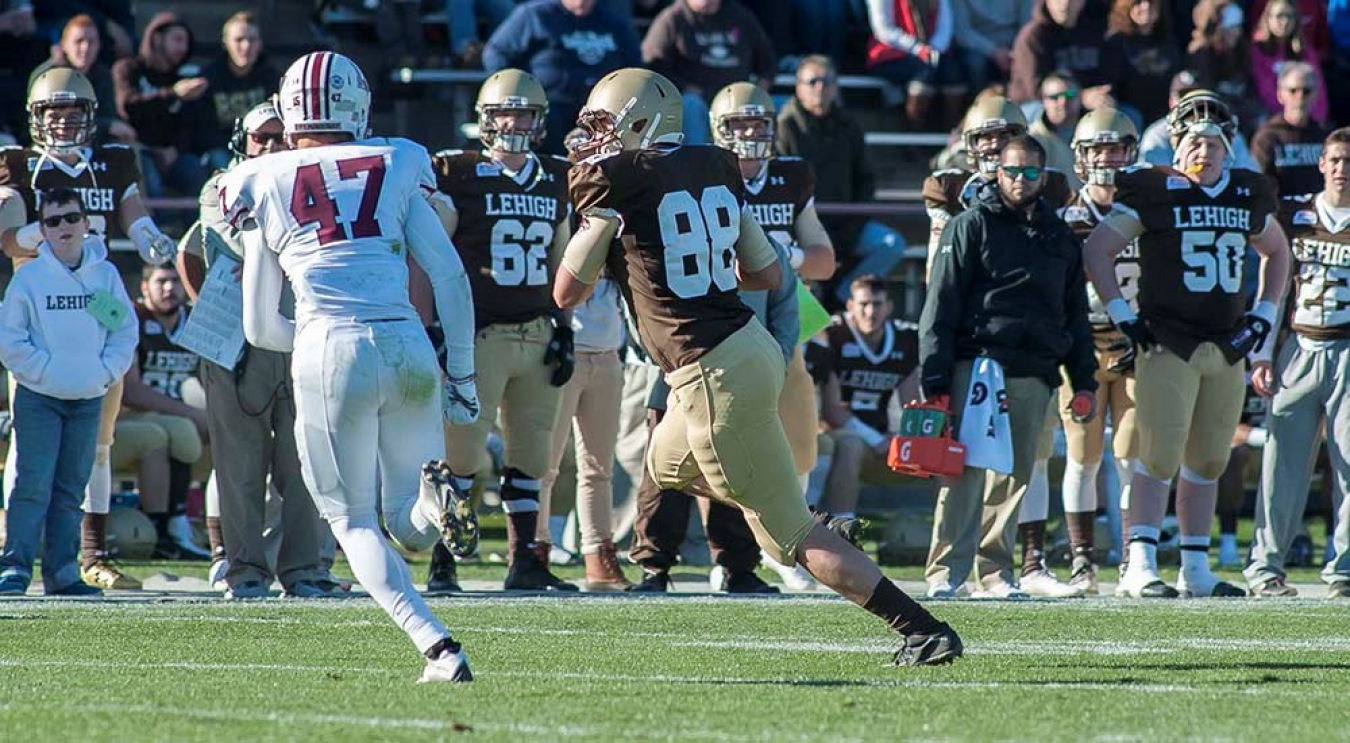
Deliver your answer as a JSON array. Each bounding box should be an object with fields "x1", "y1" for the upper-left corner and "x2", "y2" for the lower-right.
[
  {"x1": 98, "y1": 143, "x2": 132, "y2": 151},
  {"x1": 434, "y1": 148, "x2": 466, "y2": 159},
  {"x1": 932, "y1": 168, "x2": 965, "y2": 178}
]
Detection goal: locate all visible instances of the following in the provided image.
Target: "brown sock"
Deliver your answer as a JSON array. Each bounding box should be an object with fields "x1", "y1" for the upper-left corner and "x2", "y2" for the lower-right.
[
  {"x1": 1065, "y1": 511, "x2": 1095, "y2": 566},
  {"x1": 1019, "y1": 520, "x2": 1046, "y2": 577},
  {"x1": 81, "y1": 512, "x2": 108, "y2": 569},
  {"x1": 863, "y1": 577, "x2": 941, "y2": 635},
  {"x1": 206, "y1": 516, "x2": 225, "y2": 560}
]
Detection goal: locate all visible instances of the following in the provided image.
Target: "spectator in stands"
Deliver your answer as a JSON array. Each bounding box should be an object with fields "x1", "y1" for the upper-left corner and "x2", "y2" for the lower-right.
[
  {"x1": 1185, "y1": 0, "x2": 1260, "y2": 130},
  {"x1": 642, "y1": 0, "x2": 777, "y2": 145},
  {"x1": 446, "y1": 0, "x2": 516, "y2": 68},
  {"x1": 0, "y1": 189, "x2": 137, "y2": 597},
  {"x1": 777, "y1": 55, "x2": 908, "y2": 307},
  {"x1": 1251, "y1": 0, "x2": 1328, "y2": 124},
  {"x1": 951, "y1": 0, "x2": 1035, "y2": 94},
  {"x1": 1250, "y1": 62, "x2": 1328, "y2": 196},
  {"x1": 34, "y1": 1, "x2": 134, "y2": 60},
  {"x1": 1010, "y1": 0, "x2": 1119, "y2": 110},
  {"x1": 29, "y1": 14, "x2": 136, "y2": 145},
  {"x1": 1251, "y1": 0, "x2": 1331, "y2": 61},
  {"x1": 1028, "y1": 69, "x2": 1080, "y2": 177},
  {"x1": 1103, "y1": 0, "x2": 1180, "y2": 127},
  {"x1": 0, "y1": 1, "x2": 47, "y2": 144},
  {"x1": 113, "y1": 11, "x2": 212, "y2": 198},
  {"x1": 201, "y1": 11, "x2": 279, "y2": 172},
  {"x1": 1138, "y1": 69, "x2": 1259, "y2": 169},
  {"x1": 115, "y1": 264, "x2": 211, "y2": 561},
  {"x1": 484, "y1": 0, "x2": 642, "y2": 154},
  {"x1": 864, "y1": 0, "x2": 967, "y2": 129}
]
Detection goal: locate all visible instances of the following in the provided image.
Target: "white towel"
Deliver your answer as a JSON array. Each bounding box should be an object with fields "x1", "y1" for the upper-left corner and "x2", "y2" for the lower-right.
[{"x1": 957, "y1": 357, "x2": 1014, "y2": 474}]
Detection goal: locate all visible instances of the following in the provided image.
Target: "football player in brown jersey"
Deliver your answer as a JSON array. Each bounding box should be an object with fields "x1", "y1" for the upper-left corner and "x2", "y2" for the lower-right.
[
  {"x1": 922, "y1": 95, "x2": 1073, "y2": 281},
  {"x1": 1084, "y1": 90, "x2": 1291, "y2": 598},
  {"x1": 428, "y1": 69, "x2": 577, "y2": 592},
  {"x1": 1053, "y1": 108, "x2": 1142, "y2": 596},
  {"x1": 0, "y1": 68, "x2": 179, "y2": 591},
  {"x1": 557, "y1": 68, "x2": 960, "y2": 666},
  {"x1": 1247, "y1": 128, "x2": 1350, "y2": 598}
]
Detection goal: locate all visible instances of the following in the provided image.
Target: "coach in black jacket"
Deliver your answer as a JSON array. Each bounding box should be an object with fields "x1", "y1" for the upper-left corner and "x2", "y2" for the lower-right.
[{"x1": 918, "y1": 135, "x2": 1097, "y2": 599}]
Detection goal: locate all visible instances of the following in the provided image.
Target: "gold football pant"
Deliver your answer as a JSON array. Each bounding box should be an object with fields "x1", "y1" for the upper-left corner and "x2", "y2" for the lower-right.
[
  {"x1": 780, "y1": 346, "x2": 819, "y2": 476},
  {"x1": 1135, "y1": 343, "x2": 1244, "y2": 482},
  {"x1": 445, "y1": 317, "x2": 562, "y2": 480},
  {"x1": 646, "y1": 320, "x2": 816, "y2": 566},
  {"x1": 1059, "y1": 335, "x2": 1139, "y2": 464}
]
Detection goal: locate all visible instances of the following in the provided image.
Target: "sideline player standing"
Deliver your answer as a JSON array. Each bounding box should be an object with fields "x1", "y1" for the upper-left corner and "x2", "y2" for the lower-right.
[
  {"x1": 556, "y1": 68, "x2": 960, "y2": 666},
  {"x1": 220, "y1": 52, "x2": 480, "y2": 682},
  {"x1": 1084, "y1": 91, "x2": 1291, "y2": 599},
  {"x1": 0, "y1": 67, "x2": 178, "y2": 590}
]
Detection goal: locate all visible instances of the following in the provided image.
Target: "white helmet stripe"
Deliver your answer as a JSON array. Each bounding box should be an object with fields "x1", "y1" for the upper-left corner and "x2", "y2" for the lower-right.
[{"x1": 300, "y1": 53, "x2": 313, "y2": 120}]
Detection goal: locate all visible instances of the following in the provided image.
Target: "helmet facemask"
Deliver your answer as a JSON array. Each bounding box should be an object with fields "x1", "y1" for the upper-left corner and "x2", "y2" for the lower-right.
[
  {"x1": 570, "y1": 108, "x2": 622, "y2": 163},
  {"x1": 715, "y1": 109, "x2": 775, "y2": 161},
  {"x1": 30, "y1": 99, "x2": 96, "y2": 156},
  {"x1": 1074, "y1": 135, "x2": 1137, "y2": 186},
  {"x1": 479, "y1": 99, "x2": 546, "y2": 154},
  {"x1": 965, "y1": 122, "x2": 1022, "y2": 174},
  {"x1": 1167, "y1": 93, "x2": 1236, "y2": 170}
]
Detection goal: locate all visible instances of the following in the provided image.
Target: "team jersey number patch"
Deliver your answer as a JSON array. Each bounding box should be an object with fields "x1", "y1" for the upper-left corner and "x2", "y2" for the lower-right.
[
  {"x1": 1180, "y1": 230, "x2": 1244, "y2": 294},
  {"x1": 490, "y1": 219, "x2": 552, "y2": 286},
  {"x1": 657, "y1": 185, "x2": 739, "y2": 299},
  {"x1": 290, "y1": 155, "x2": 387, "y2": 245}
]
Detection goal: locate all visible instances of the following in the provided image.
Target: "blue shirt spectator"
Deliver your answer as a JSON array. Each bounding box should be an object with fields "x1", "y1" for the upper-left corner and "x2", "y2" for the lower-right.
[{"x1": 484, "y1": 0, "x2": 642, "y2": 154}]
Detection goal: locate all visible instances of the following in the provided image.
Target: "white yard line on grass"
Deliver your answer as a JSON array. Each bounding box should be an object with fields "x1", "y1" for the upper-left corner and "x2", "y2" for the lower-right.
[{"x1": 0, "y1": 701, "x2": 857, "y2": 743}]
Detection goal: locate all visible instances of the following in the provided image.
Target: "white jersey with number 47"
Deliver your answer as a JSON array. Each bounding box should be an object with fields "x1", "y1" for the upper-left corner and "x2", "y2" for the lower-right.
[{"x1": 218, "y1": 137, "x2": 437, "y2": 328}]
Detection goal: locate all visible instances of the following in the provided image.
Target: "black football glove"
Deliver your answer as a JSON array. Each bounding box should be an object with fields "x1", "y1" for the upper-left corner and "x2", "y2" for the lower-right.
[
  {"x1": 544, "y1": 323, "x2": 575, "y2": 387},
  {"x1": 425, "y1": 323, "x2": 448, "y2": 374},
  {"x1": 1229, "y1": 313, "x2": 1273, "y2": 359},
  {"x1": 1106, "y1": 319, "x2": 1156, "y2": 375}
]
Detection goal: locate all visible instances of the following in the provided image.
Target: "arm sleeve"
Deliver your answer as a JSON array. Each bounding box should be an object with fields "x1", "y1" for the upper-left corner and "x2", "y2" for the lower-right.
[
  {"x1": 404, "y1": 196, "x2": 475, "y2": 380},
  {"x1": 867, "y1": 0, "x2": 922, "y2": 54},
  {"x1": 240, "y1": 226, "x2": 296, "y2": 352},
  {"x1": 763, "y1": 238, "x2": 800, "y2": 361},
  {"x1": 100, "y1": 272, "x2": 141, "y2": 381},
  {"x1": 918, "y1": 216, "x2": 975, "y2": 397},
  {"x1": 1061, "y1": 235, "x2": 1099, "y2": 393},
  {"x1": 0, "y1": 282, "x2": 49, "y2": 383}
]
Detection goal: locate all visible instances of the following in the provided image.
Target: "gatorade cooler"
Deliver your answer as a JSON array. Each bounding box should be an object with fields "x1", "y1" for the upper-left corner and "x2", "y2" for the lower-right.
[{"x1": 888, "y1": 401, "x2": 966, "y2": 478}]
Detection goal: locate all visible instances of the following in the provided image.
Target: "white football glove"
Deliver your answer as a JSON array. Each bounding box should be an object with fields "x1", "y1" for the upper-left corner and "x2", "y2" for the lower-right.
[
  {"x1": 129, "y1": 215, "x2": 177, "y2": 265},
  {"x1": 443, "y1": 374, "x2": 479, "y2": 425}
]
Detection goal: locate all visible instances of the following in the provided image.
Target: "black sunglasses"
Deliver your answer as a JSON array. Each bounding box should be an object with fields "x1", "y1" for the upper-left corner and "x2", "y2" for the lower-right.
[
  {"x1": 1000, "y1": 165, "x2": 1042, "y2": 181},
  {"x1": 42, "y1": 212, "x2": 85, "y2": 228},
  {"x1": 249, "y1": 131, "x2": 284, "y2": 145}
]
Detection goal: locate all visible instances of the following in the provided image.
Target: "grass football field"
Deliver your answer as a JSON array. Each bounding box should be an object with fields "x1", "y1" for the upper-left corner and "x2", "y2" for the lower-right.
[{"x1": 3, "y1": 550, "x2": 1349, "y2": 743}]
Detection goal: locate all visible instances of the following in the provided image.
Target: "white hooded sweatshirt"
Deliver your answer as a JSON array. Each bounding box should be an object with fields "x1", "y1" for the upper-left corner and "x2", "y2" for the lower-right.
[{"x1": 0, "y1": 237, "x2": 138, "y2": 400}]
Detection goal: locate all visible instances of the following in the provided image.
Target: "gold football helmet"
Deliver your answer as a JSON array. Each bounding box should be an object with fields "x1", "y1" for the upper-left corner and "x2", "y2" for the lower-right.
[
  {"x1": 962, "y1": 96, "x2": 1027, "y2": 174},
  {"x1": 476, "y1": 68, "x2": 548, "y2": 154},
  {"x1": 572, "y1": 68, "x2": 682, "y2": 162},
  {"x1": 709, "y1": 82, "x2": 775, "y2": 160},
  {"x1": 1166, "y1": 89, "x2": 1236, "y2": 154},
  {"x1": 28, "y1": 67, "x2": 98, "y2": 155},
  {"x1": 1071, "y1": 108, "x2": 1139, "y2": 186}
]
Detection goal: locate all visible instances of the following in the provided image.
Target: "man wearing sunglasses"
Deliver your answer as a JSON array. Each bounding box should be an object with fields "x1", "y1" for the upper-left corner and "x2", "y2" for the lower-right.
[
  {"x1": 175, "y1": 100, "x2": 334, "y2": 600},
  {"x1": 920, "y1": 134, "x2": 1098, "y2": 599},
  {"x1": 1028, "y1": 71, "x2": 1082, "y2": 184},
  {"x1": 1250, "y1": 62, "x2": 1329, "y2": 199}
]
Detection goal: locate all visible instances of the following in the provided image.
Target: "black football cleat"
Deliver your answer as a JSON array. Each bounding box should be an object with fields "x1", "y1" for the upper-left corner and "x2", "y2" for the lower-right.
[
  {"x1": 894, "y1": 624, "x2": 964, "y2": 667},
  {"x1": 422, "y1": 461, "x2": 479, "y2": 558},
  {"x1": 723, "y1": 570, "x2": 781, "y2": 594},
  {"x1": 626, "y1": 569, "x2": 671, "y2": 593},
  {"x1": 504, "y1": 552, "x2": 579, "y2": 592},
  {"x1": 425, "y1": 542, "x2": 462, "y2": 595},
  {"x1": 811, "y1": 507, "x2": 865, "y2": 550}
]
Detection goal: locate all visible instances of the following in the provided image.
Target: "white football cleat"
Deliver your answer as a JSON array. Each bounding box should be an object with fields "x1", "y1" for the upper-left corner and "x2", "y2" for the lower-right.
[
  {"x1": 971, "y1": 579, "x2": 1029, "y2": 600},
  {"x1": 1118, "y1": 563, "x2": 1180, "y2": 598},
  {"x1": 1019, "y1": 569, "x2": 1085, "y2": 598},
  {"x1": 419, "y1": 648, "x2": 474, "y2": 684},
  {"x1": 1176, "y1": 567, "x2": 1247, "y2": 598},
  {"x1": 707, "y1": 565, "x2": 725, "y2": 592},
  {"x1": 926, "y1": 581, "x2": 970, "y2": 599}
]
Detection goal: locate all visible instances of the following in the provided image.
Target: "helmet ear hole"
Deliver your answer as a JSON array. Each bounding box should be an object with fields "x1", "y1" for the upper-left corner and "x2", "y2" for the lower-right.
[{"x1": 631, "y1": 118, "x2": 648, "y2": 134}]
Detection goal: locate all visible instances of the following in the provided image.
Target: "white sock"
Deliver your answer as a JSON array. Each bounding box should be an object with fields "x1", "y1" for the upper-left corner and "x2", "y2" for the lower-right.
[
  {"x1": 1115, "y1": 457, "x2": 1134, "y2": 511},
  {"x1": 1180, "y1": 535, "x2": 1211, "y2": 574},
  {"x1": 1127, "y1": 525, "x2": 1160, "y2": 573},
  {"x1": 328, "y1": 514, "x2": 448, "y2": 653},
  {"x1": 205, "y1": 475, "x2": 220, "y2": 519},
  {"x1": 1018, "y1": 459, "x2": 1051, "y2": 524},
  {"x1": 82, "y1": 445, "x2": 112, "y2": 514},
  {"x1": 1062, "y1": 459, "x2": 1101, "y2": 513}
]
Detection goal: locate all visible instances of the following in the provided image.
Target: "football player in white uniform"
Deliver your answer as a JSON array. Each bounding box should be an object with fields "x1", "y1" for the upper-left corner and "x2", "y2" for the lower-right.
[{"x1": 220, "y1": 52, "x2": 479, "y2": 683}]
